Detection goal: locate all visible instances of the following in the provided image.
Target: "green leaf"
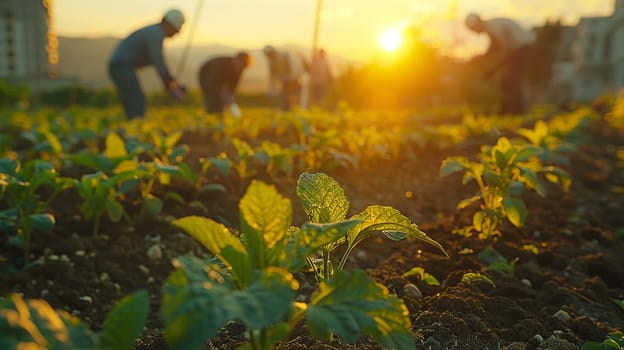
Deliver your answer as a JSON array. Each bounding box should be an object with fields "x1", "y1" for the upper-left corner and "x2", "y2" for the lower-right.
[
  {"x1": 165, "y1": 191, "x2": 186, "y2": 205},
  {"x1": 100, "y1": 290, "x2": 149, "y2": 350},
  {"x1": 240, "y1": 180, "x2": 292, "y2": 249},
  {"x1": 401, "y1": 267, "x2": 440, "y2": 286},
  {"x1": 348, "y1": 206, "x2": 446, "y2": 256},
  {"x1": 106, "y1": 200, "x2": 124, "y2": 223},
  {"x1": 494, "y1": 149, "x2": 508, "y2": 170},
  {"x1": 306, "y1": 269, "x2": 414, "y2": 350},
  {"x1": 165, "y1": 130, "x2": 183, "y2": 150},
  {"x1": 43, "y1": 131, "x2": 63, "y2": 155},
  {"x1": 105, "y1": 132, "x2": 127, "y2": 158},
  {"x1": 68, "y1": 153, "x2": 114, "y2": 174},
  {"x1": 29, "y1": 213, "x2": 55, "y2": 232},
  {"x1": 519, "y1": 167, "x2": 545, "y2": 196},
  {"x1": 173, "y1": 216, "x2": 250, "y2": 285},
  {"x1": 476, "y1": 247, "x2": 506, "y2": 265},
  {"x1": 207, "y1": 156, "x2": 231, "y2": 175},
  {"x1": 488, "y1": 258, "x2": 518, "y2": 276},
  {"x1": 543, "y1": 166, "x2": 572, "y2": 192},
  {"x1": 143, "y1": 194, "x2": 163, "y2": 215},
  {"x1": 162, "y1": 258, "x2": 297, "y2": 350},
  {"x1": 0, "y1": 157, "x2": 18, "y2": 175},
  {"x1": 461, "y1": 272, "x2": 496, "y2": 288},
  {"x1": 515, "y1": 145, "x2": 542, "y2": 162},
  {"x1": 457, "y1": 195, "x2": 481, "y2": 210},
  {"x1": 502, "y1": 196, "x2": 526, "y2": 227},
  {"x1": 296, "y1": 172, "x2": 349, "y2": 223},
  {"x1": 439, "y1": 156, "x2": 470, "y2": 177},
  {"x1": 199, "y1": 183, "x2": 227, "y2": 194}
]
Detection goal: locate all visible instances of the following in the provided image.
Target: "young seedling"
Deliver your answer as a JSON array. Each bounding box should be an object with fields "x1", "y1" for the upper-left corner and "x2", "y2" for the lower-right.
[
  {"x1": 296, "y1": 172, "x2": 446, "y2": 281},
  {"x1": 75, "y1": 172, "x2": 131, "y2": 237},
  {"x1": 165, "y1": 174, "x2": 421, "y2": 350},
  {"x1": 0, "y1": 157, "x2": 72, "y2": 264},
  {"x1": 440, "y1": 136, "x2": 570, "y2": 239},
  {"x1": 477, "y1": 247, "x2": 518, "y2": 277},
  {"x1": 402, "y1": 267, "x2": 441, "y2": 286}
]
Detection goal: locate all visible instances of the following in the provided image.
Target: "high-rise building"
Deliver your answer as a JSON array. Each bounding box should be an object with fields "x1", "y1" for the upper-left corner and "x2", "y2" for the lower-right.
[{"x1": 0, "y1": 0, "x2": 57, "y2": 81}]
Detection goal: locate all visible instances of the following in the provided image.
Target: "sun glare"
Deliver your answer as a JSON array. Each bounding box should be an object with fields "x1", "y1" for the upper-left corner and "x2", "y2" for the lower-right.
[{"x1": 380, "y1": 29, "x2": 402, "y2": 52}]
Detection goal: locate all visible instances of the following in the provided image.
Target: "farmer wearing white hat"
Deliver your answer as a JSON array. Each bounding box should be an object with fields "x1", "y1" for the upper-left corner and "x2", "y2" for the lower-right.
[
  {"x1": 465, "y1": 12, "x2": 535, "y2": 114},
  {"x1": 108, "y1": 9, "x2": 186, "y2": 119}
]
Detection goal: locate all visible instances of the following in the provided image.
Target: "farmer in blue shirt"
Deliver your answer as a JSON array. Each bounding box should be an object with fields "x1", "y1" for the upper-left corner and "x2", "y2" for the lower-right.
[{"x1": 108, "y1": 9, "x2": 186, "y2": 119}]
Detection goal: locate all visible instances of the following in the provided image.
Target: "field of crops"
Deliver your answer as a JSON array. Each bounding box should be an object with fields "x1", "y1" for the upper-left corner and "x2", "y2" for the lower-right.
[{"x1": 1, "y1": 100, "x2": 624, "y2": 350}]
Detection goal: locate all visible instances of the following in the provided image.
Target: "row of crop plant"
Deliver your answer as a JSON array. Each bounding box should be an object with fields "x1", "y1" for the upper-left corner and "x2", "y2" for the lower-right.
[{"x1": 0, "y1": 102, "x2": 600, "y2": 349}]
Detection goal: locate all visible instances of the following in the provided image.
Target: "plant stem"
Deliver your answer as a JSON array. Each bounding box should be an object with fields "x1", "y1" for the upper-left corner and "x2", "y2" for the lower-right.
[
  {"x1": 322, "y1": 247, "x2": 331, "y2": 281},
  {"x1": 93, "y1": 213, "x2": 101, "y2": 237}
]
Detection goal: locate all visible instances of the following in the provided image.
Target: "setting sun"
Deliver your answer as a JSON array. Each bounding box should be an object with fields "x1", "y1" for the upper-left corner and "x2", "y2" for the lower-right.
[{"x1": 379, "y1": 28, "x2": 403, "y2": 52}]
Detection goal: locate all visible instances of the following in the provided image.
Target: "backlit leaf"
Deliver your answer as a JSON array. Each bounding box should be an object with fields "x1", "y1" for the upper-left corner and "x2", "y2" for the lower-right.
[
  {"x1": 439, "y1": 156, "x2": 470, "y2": 177},
  {"x1": 347, "y1": 206, "x2": 446, "y2": 256},
  {"x1": 173, "y1": 216, "x2": 250, "y2": 285},
  {"x1": 502, "y1": 197, "x2": 526, "y2": 227},
  {"x1": 104, "y1": 132, "x2": 127, "y2": 158},
  {"x1": 296, "y1": 172, "x2": 349, "y2": 223},
  {"x1": 240, "y1": 180, "x2": 292, "y2": 249}
]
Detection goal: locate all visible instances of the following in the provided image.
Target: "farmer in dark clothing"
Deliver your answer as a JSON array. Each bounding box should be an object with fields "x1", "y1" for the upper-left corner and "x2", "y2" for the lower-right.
[
  {"x1": 108, "y1": 9, "x2": 186, "y2": 119},
  {"x1": 198, "y1": 51, "x2": 251, "y2": 115},
  {"x1": 465, "y1": 13, "x2": 534, "y2": 114}
]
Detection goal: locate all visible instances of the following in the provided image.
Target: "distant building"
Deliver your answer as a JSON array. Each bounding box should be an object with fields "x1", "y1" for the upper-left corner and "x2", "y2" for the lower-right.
[
  {"x1": 0, "y1": 0, "x2": 58, "y2": 82},
  {"x1": 553, "y1": 0, "x2": 624, "y2": 102}
]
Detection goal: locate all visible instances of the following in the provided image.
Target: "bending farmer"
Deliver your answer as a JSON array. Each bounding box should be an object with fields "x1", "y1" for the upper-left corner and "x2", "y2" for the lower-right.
[
  {"x1": 198, "y1": 51, "x2": 251, "y2": 116},
  {"x1": 263, "y1": 45, "x2": 307, "y2": 111},
  {"x1": 465, "y1": 13, "x2": 534, "y2": 114},
  {"x1": 108, "y1": 9, "x2": 186, "y2": 119}
]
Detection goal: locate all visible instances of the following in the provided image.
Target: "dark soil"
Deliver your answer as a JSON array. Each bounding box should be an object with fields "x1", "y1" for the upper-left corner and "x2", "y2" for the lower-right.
[{"x1": 1, "y1": 115, "x2": 623, "y2": 350}]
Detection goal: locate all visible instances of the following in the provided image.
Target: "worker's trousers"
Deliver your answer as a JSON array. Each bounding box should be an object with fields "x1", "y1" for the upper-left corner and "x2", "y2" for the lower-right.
[
  {"x1": 500, "y1": 45, "x2": 532, "y2": 115},
  {"x1": 108, "y1": 61, "x2": 146, "y2": 119}
]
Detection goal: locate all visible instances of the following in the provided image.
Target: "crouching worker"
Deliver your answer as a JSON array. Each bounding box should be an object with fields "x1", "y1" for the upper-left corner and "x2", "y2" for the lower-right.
[
  {"x1": 198, "y1": 51, "x2": 251, "y2": 117},
  {"x1": 108, "y1": 9, "x2": 187, "y2": 119}
]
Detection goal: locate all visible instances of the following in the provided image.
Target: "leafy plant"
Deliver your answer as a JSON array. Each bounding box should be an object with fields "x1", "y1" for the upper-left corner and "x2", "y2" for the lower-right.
[
  {"x1": 74, "y1": 171, "x2": 149, "y2": 237},
  {"x1": 0, "y1": 157, "x2": 72, "y2": 263},
  {"x1": 0, "y1": 290, "x2": 149, "y2": 349},
  {"x1": 516, "y1": 119, "x2": 573, "y2": 165},
  {"x1": 476, "y1": 247, "x2": 518, "y2": 277},
  {"x1": 461, "y1": 272, "x2": 496, "y2": 288},
  {"x1": 165, "y1": 174, "x2": 422, "y2": 350},
  {"x1": 254, "y1": 140, "x2": 298, "y2": 179},
  {"x1": 296, "y1": 172, "x2": 446, "y2": 281},
  {"x1": 67, "y1": 132, "x2": 141, "y2": 175},
  {"x1": 440, "y1": 136, "x2": 570, "y2": 239},
  {"x1": 402, "y1": 267, "x2": 440, "y2": 286}
]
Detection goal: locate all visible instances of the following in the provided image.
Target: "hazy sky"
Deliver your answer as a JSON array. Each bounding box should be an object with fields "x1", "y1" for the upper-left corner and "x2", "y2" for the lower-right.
[{"x1": 54, "y1": 0, "x2": 614, "y2": 60}]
